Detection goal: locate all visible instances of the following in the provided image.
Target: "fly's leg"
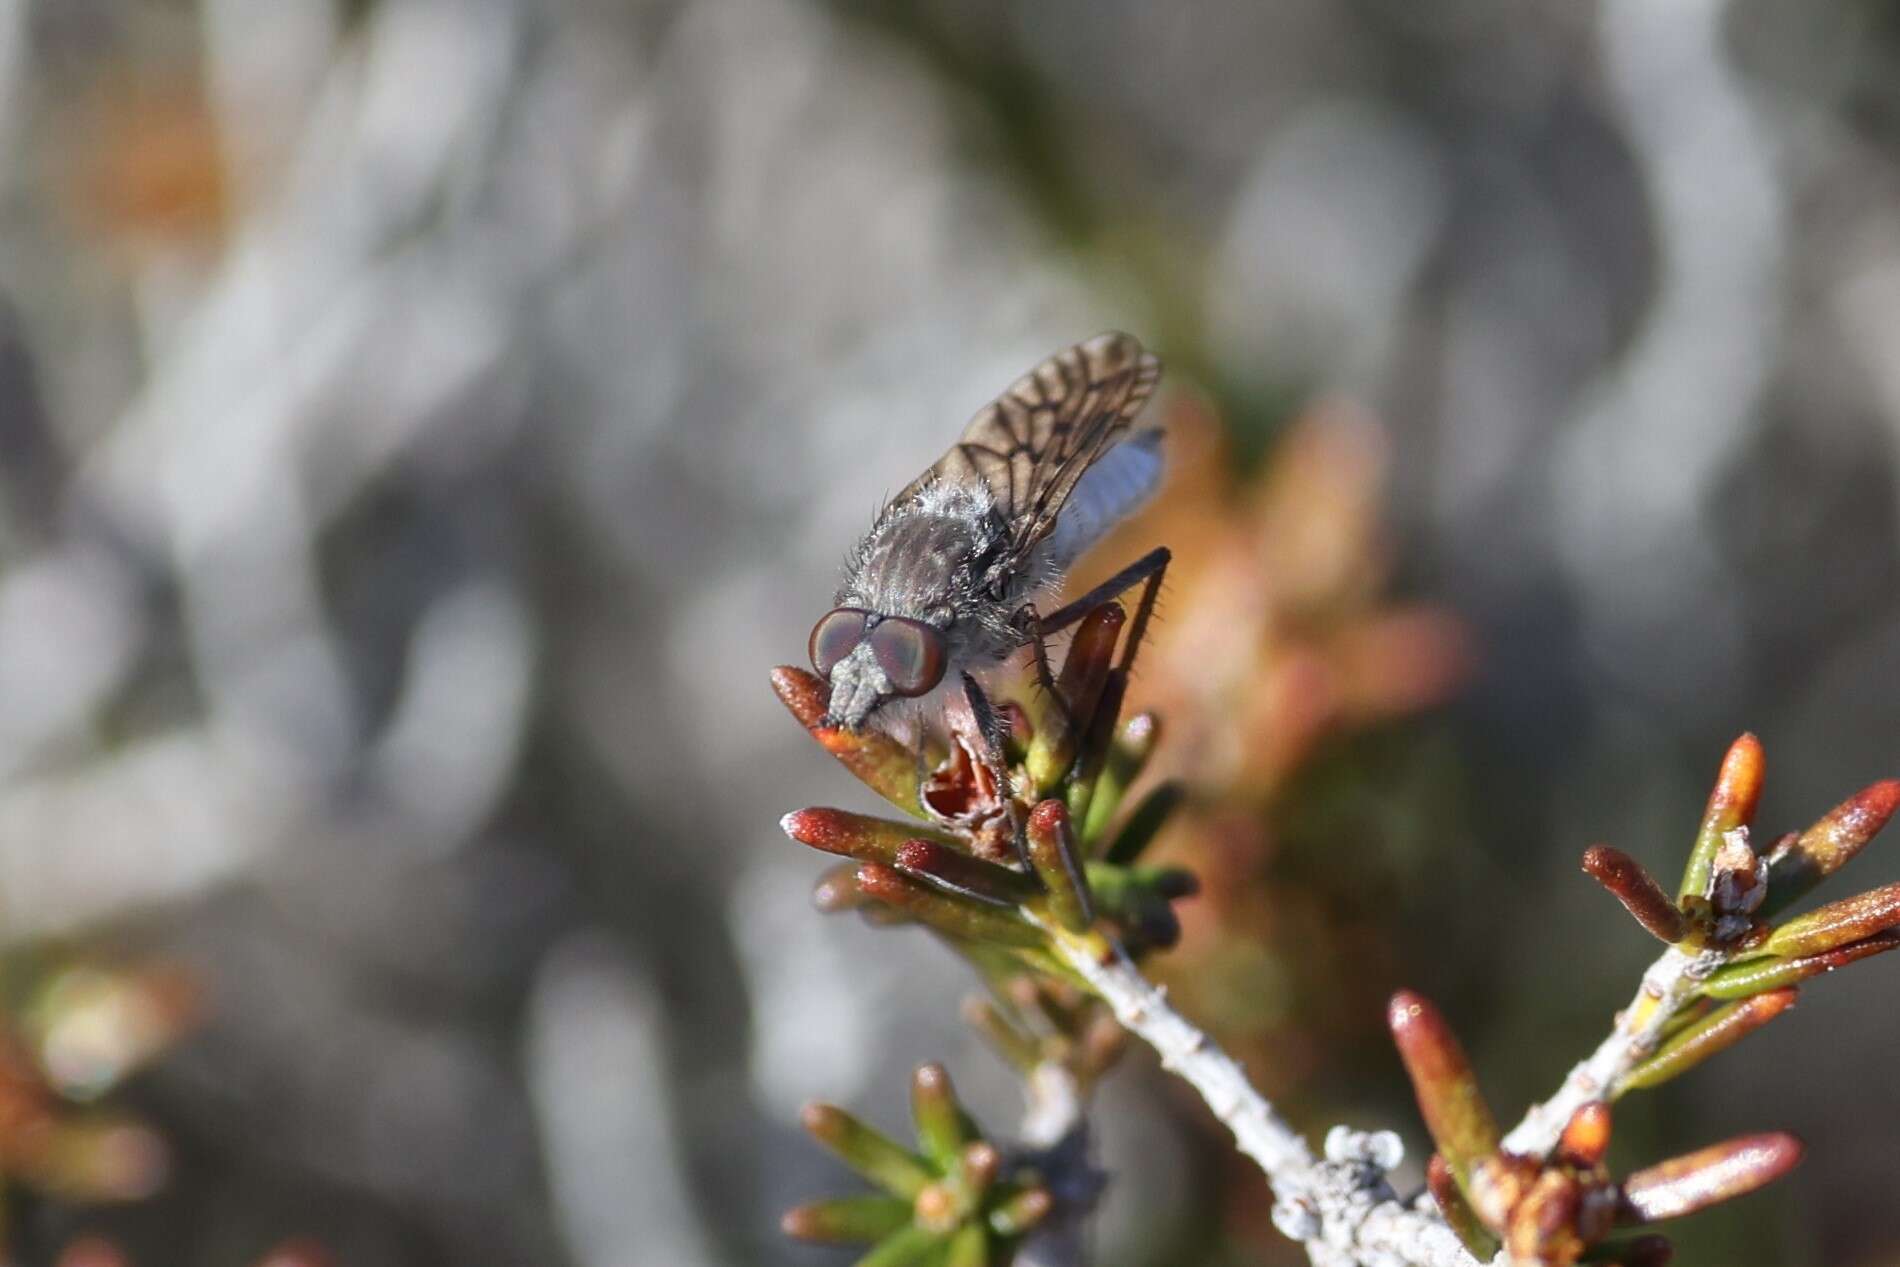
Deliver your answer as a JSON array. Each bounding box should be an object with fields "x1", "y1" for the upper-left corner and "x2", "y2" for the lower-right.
[
  {"x1": 1003, "y1": 547, "x2": 1169, "y2": 789},
  {"x1": 1013, "y1": 604, "x2": 1064, "y2": 698},
  {"x1": 961, "y1": 671, "x2": 1031, "y2": 869},
  {"x1": 1035, "y1": 545, "x2": 1171, "y2": 675},
  {"x1": 1007, "y1": 601, "x2": 1076, "y2": 755},
  {"x1": 961, "y1": 671, "x2": 1013, "y2": 774}
]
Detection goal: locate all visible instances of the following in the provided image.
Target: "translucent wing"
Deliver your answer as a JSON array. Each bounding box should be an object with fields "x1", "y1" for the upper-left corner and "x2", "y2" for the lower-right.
[
  {"x1": 902, "y1": 332, "x2": 1162, "y2": 571},
  {"x1": 1040, "y1": 427, "x2": 1164, "y2": 571}
]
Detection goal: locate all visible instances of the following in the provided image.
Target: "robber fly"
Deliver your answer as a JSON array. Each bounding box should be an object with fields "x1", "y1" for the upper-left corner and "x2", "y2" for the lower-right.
[{"x1": 810, "y1": 332, "x2": 1171, "y2": 736}]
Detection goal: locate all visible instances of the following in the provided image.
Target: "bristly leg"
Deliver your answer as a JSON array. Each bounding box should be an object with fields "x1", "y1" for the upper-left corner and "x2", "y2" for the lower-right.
[
  {"x1": 962, "y1": 671, "x2": 1031, "y2": 869},
  {"x1": 1008, "y1": 547, "x2": 1172, "y2": 798},
  {"x1": 1009, "y1": 598, "x2": 1080, "y2": 775},
  {"x1": 1037, "y1": 546, "x2": 1171, "y2": 676},
  {"x1": 1116, "y1": 546, "x2": 1168, "y2": 677}
]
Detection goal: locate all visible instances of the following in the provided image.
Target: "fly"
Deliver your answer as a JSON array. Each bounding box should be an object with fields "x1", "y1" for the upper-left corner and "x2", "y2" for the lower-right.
[{"x1": 810, "y1": 332, "x2": 1172, "y2": 742}]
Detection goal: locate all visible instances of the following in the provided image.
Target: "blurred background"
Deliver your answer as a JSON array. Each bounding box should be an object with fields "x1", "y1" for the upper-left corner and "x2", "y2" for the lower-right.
[{"x1": 0, "y1": 0, "x2": 1897, "y2": 1264}]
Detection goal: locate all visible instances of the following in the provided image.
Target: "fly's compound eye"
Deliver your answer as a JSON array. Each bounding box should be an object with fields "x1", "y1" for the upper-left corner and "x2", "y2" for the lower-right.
[
  {"x1": 809, "y1": 607, "x2": 869, "y2": 678},
  {"x1": 868, "y1": 617, "x2": 947, "y2": 698}
]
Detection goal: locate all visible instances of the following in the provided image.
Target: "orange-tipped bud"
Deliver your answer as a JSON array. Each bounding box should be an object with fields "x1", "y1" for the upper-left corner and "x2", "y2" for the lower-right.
[
  {"x1": 1557, "y1": 1102, "x2": 1613, "y2": 1168},
  {"x1": 1679, "y1": 734, "x2": 1765, "y2": 903}
]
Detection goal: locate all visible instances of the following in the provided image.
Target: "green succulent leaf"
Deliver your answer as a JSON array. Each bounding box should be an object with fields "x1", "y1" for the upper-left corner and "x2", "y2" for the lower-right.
[
  {"x1": 1618, "y1": 990, "x2": 1797, "y2": 1093},
  {"x1": 855, "y1": 1224, "x2": 949, "y2": 1267},
  {"x1": 783, "y1": 1195, "x2": 915, "y2": 1245},
  {"x1": 1101, "y1": 780, "x2": 1184, "y2": 867},
  {"x1": 802, "y1": 1103, "x2": 936, "y2": 1199}
]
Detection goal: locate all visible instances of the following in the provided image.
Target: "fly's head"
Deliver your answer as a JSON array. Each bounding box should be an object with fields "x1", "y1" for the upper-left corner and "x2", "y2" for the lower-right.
[
  {"x1": 814, "y1": 486, "x2": 1014, "y2": 730},
  {"x1": 810, "y1": 607, "x2": 949, "y2": 730}
]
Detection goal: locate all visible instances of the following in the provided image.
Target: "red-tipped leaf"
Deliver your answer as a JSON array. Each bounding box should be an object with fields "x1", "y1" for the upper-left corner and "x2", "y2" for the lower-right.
[
  {"x1": 1620, "y1": 1134, "x2": 1803, "y2": 1223},
  {"x1": 1762, "y1": 780, "x2": 1900, "y2": 916},
  {"x1": 1388, "y1": 991, "x2": 1499, "y2": 1184},
  {"x1": 895, "y1": 840, "x2": 1039, "y2": 908},
  {"x1": 855, "y1": 865, "x2": 1044, "y2": 948},
  {"x1": 1024, "y1": 800, "x2": 1093, "y2": 932},
  {"x1": 782, "y1": 808, "x2": 961, "y2": 866},
  {"x1": 773, "y1": 666, "x2": 927, "y2": 817},
  {"x1": 1583, "y1": 846, "x2": 1687, "y2": 944}
]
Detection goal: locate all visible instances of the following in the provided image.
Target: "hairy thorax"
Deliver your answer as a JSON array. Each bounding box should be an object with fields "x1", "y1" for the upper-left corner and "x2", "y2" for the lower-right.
[
  {"x1": 841, "y1": 483, "x2": 1031, "y2": 660},
  {"x1": 825, "y1": 480, "x2": 1064, "y2": 733}
]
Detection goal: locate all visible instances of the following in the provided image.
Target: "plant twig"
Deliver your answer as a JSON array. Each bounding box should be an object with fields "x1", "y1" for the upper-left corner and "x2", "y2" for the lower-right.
[
  {"x1": 1498, "y1": 945, "x2": 1719, "y2": 1158},
  {"x1": 1018, "y1": 1062, "x2": 1085, "y2": 1150},
  {"x1": 1050, "y1": 932, "x2": 1309, "y2": 1176},
  {"x1": 1048, "y1": 923, "x2": 1753, "y2": 1267},
  {"x1": 1048, "y1": 929, "x2": 1478, "y2": 1267}
]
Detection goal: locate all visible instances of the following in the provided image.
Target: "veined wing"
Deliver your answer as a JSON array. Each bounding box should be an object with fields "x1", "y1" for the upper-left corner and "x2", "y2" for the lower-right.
[
  {"x1": 1040, "y1": 427, "x2": 1164, "y2": 571},
  {"x1": 900, "y1": 332, "x2": 1162, "y2": 577}
]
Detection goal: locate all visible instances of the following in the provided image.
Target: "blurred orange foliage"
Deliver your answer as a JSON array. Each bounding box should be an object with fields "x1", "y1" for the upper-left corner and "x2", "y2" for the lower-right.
[{"x1": 1079, "y1": 391, "x2": 1469, "y2": 1107}]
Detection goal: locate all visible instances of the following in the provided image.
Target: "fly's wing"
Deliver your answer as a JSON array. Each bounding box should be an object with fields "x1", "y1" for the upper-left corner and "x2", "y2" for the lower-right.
[
  {"x1": 1039, "y1": 427, "x2": 1164, "y2": 571},
  {"x1": 899, "y1": 332, "x2": 1162, "y2": 577}
]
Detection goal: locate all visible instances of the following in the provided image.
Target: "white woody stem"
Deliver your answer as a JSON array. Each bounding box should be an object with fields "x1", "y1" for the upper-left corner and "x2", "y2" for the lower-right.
[
  {"x1": 1498, "y1": 945, "x2": 1720, "y2": 1157},
  {"x1": 1054, "y1": 938, "x2": 1310, "y2": 1175},
  {"x1": 1018, "y1": 1061, "x2": 1087, "y2": 1149},
  {"x1": 1049, "y1": 932, "x2": 1480, "y2": 1267},
  {"x1": 1049, "y1": 925, "x2": 1723, "y2": 1266}
]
